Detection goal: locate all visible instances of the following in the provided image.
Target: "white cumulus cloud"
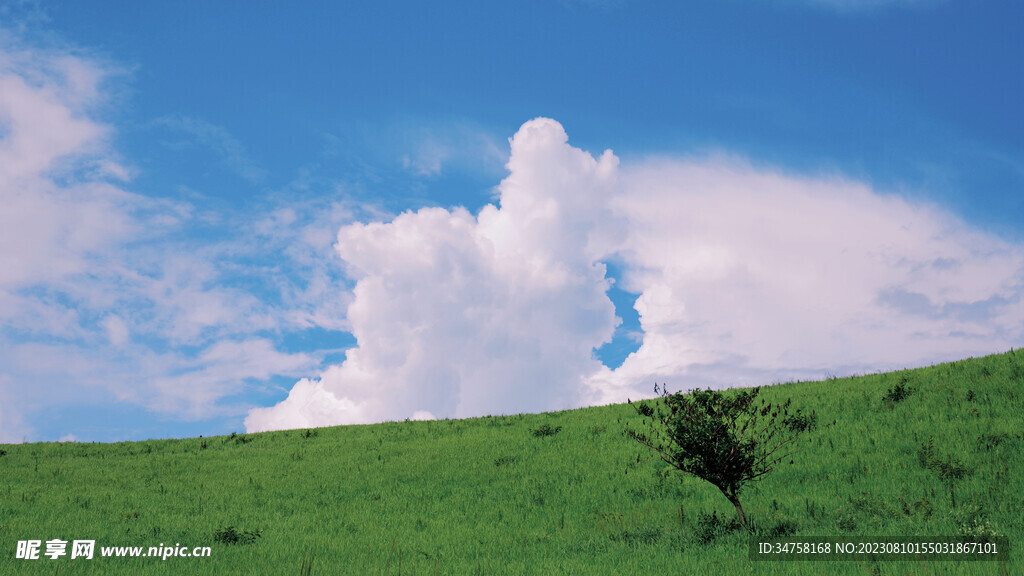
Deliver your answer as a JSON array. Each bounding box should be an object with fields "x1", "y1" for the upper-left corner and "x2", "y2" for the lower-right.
[
  {"x1": 249, "y1": 119, "x2": 1024, "y2": 433},
  {"x1": 586, "y1": 158, "x2": 1024, "y2": 403},
  {"x1": 246, "y1": 118, "x2": 622, "y2": 430}
]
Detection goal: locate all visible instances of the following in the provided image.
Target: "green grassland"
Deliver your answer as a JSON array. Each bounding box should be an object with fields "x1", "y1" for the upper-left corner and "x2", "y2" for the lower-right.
[{"x1": 1, "y1": 351, "x2": 1021, "y2": 575}]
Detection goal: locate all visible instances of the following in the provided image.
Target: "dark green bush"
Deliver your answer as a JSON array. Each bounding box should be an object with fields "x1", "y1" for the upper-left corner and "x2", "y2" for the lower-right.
[
  {"x1": 785, "y1": 410, "x2": 817, "y2": 433},
  {"x1": 530, "y1": 423, "x2": 562, "y2": 438},
  {"x1": 493, "y1": 455, "x2": 517, "y2": 467},
  {"x1": 227, "y1": 432, "x2": 252, "y2": 445},
  {"x1": 883, "y1": 378, "x2": 913, "y2": 403},
  {"x1": 212, "y1": 525, "x2": 261, "y2": 545}
]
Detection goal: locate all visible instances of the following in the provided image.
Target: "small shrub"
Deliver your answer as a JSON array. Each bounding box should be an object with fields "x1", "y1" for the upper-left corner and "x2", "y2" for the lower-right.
[
  {"x1": 212, "y1": 525, "x2": 261, "y2": 545},
  {"x1": 883, "y1": 378, "x2": 913, "y2": 404},
  {"x1": 301, "y1": 429, "x2": 318, "y2": 439},
  {"x1": 965, "y1": 389, "x2": 976, "y2": 402},
  {"x1": 627, "y1": 386, "x2": 808, "y2": 527},
  {"x1": 228, "y1": 432, "x2": 252, "y2": 445},
  {"x1": 0, "y1": 449, "x2": 6, "y2": 457},
  {"x1": 785, "y1": 410, "x2": 817, "y2": 433},
  {"x1": 530, "y1": 423, "x2": 562, "y2": 438},
  {"x1": 493, "y1": 455, "x2": 517, "y2": 467}
]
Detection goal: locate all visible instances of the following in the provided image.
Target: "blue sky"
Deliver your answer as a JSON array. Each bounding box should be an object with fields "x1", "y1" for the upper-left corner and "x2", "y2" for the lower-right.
[{"x1": 1, "y1": 0, "x2": 1022, "y2": 442}]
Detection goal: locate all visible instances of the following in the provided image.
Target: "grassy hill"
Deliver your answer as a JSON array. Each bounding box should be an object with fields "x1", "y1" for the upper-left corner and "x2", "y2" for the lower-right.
[{"x1": 1, "y1": 351, "x2": 1021, "y2": 575}]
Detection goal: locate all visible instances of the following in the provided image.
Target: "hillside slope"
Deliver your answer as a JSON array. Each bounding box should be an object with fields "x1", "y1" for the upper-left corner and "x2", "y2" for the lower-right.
[{"x1": 2, "y1": 351, "x2": 1021, "y2": 575}]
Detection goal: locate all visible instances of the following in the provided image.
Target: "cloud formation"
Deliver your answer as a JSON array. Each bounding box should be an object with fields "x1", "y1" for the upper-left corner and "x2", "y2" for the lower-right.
[
  {"x1": 247, "y1": 119, "x2": 621, "y2": 430},
  {"x1": 0, "y1": 41, "x2": 134, "y2": 289},
  {"x1": 3, "y1": 27, "x2": 1019, "y2": 442},
  {"x1": 249, "y1": 119, "x2": 1024, "y2": 432},
  {"x1": 0, "y1": 33, "x2": 336, "y2": 441},
  {"x1": 587, "y1": 158, "x2": 1024, "y2": 403},
  {"x1": 397, "y1": 119, "x2": 507, "y2": 179},
  {"x1": 155, "y1": 115, "x2": 267, "y2": 183}
]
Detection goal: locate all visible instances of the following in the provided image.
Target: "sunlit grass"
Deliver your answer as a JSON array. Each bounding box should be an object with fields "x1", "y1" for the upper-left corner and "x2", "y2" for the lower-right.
[{"x1": 1, "y1": 351, "x2": 1021, "y2": 574}]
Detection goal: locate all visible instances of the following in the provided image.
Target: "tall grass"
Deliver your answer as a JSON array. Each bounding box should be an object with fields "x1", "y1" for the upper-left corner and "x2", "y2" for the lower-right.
[{"x1": 1, "y1": 351, "x2": 1021, "y2": 574}]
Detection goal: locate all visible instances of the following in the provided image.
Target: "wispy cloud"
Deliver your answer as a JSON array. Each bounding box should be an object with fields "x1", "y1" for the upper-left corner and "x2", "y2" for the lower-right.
[
  {"x1": 0, "y1": 31, "x2": 354, "y2": 441},
  {"x1": 155, "y1": 115, "x2": 267, "y2": 184},
  {"x1": 396, "y1": 118, "x2": 506, "y2": 179}
]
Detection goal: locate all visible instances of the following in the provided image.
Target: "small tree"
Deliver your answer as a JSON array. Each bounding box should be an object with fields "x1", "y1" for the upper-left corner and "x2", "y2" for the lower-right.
[{"x1": 625, "y1": 385, "x2": 810, "y2": 527}]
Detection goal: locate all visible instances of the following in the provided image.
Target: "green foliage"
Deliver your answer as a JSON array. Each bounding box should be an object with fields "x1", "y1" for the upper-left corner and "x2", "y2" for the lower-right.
[
  {"x1": 785, "y1": 409, "x2": 817, "y2": 433},
  {"x1": 212, "y1": 525, "x2": 262, "y2": 545},
  {"x1": 228, "y1": 432, "x2": 253, "y2": 445},
  {"x1": 493, "y1": 455, "x2": 517, "y2": 467},
  {"x1": 883, "y1": 375, "x2": 914, "y2": 404},
  {"x1": 529, "y1": 423, "x2": 562, "y2": 437},
  {"x1": 625, "y1": 385, "x2": 810, "y2": 526}
]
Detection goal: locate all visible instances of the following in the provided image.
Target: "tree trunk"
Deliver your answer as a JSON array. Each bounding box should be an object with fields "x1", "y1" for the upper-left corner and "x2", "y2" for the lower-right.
[{"x1": 724, "y1": 491, "x2": 747, "y2": 527}]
